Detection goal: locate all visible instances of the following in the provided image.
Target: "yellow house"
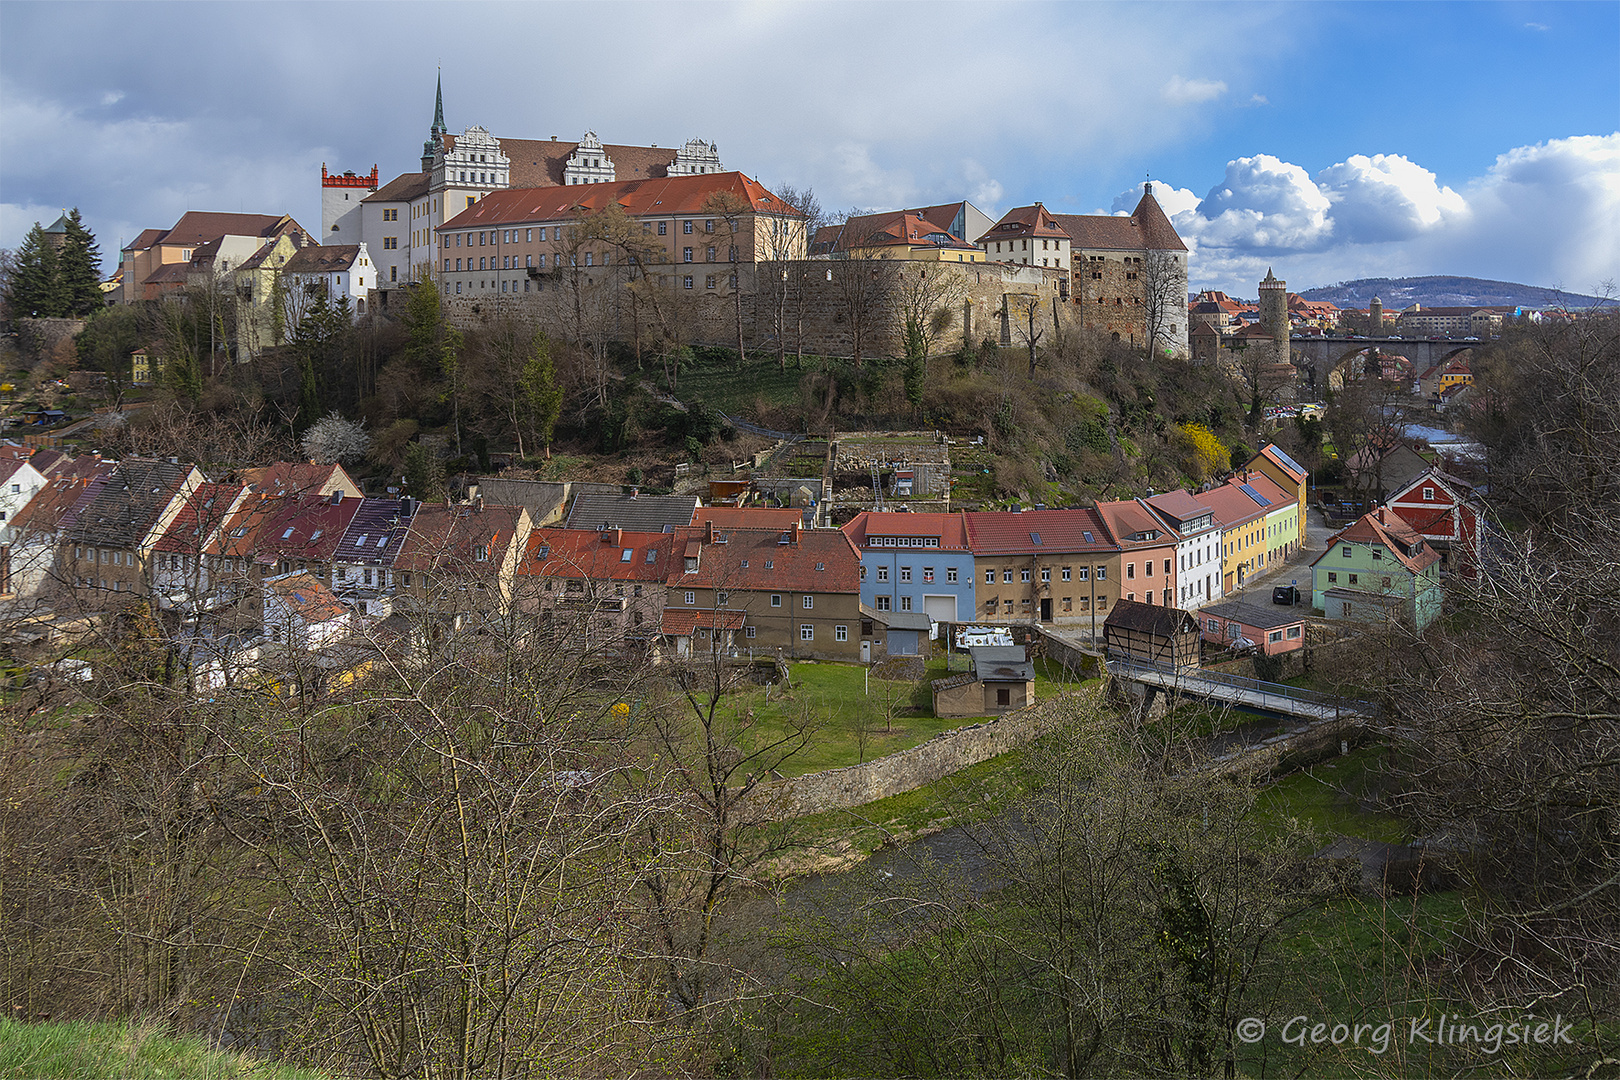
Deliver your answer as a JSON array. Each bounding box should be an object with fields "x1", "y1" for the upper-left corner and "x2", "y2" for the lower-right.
[
  {"x1": 1194, "y1": 473, "x2": 1294, "y2": 592},
  {"x1": 1247, "y1": 444, "x2": 1310, "y2": 547},
  {"x1": 130, "y1": 348, "x2": 158, "y2": 385},
  {"x1": 231, "y1": 234, "x2": 301, "y2": 360}
]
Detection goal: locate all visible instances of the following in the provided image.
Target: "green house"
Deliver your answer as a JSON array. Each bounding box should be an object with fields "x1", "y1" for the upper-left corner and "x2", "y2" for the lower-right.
[{"x1": 1310, "y1": 508, "x2": 1443, "y2": 631}]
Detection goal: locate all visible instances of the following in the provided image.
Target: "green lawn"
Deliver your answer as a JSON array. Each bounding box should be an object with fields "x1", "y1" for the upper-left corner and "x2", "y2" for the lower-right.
[
  {"x1": 669, "y1": 359, "x2": 807, "y2": 419},
  {"x1": 0, "y1": 1018, "x2": 325, "y2": 1080},
  {"x1": 1255, "y1": 745, "x2": 1410, "y2": 844},
  {"x1": 716, "y1": 657, "x2": 1093, "y2": 778}
]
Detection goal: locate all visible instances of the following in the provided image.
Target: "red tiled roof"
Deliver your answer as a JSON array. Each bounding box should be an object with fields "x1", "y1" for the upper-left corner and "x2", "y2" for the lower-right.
[
  {"x1": 124, "y1": 228, "x2": 168, "y2": 252},
  {"x1": 660, "y1": 608, "x2": 747, "y2": 636},
  {"x1": 521, "y1": 527, "x2": 673, "y2": 581},
  {"x1": 963, "y1": 508, "x2": 1116, "y2": 555},
  {"x1": 976, "y1": 203, "x2": 1068, "y2": 245},
  {"x1": 1095, "y1": 499, "x2": 1175, "y2": 550},
  {"x1": 266, "y1": 570, "x2": 349, "y2": 623},
  {"x1": 1190, "y1": 482, "x2": 1270, "y2": 530},
  {"x1": 158, "y1": 211, "x2": 307, "y2": 248},
  {"x1": 493, "y1": 137, "x2": 679, "y2": 189},
  {"x1": 239, "y1": 462, "x2": 355, "y2": 496},
  {"x1": 9, "y1": 475, "x2": 93, "y2": 536},
  {"x1": 365, "y1": 171, "x2": 432, "y2": 203},
  {"x1": 842, "y1": 511, "x2": 970, "y2": 549},
  {"x1": 214, "y1": 494, "x2": 281, "y2": 558},
  {"x1": 665, "y1": 526, "x2": 861, "y2": 593},
  {"x1": 253, "y1": 495, "x2": 364, "y2": 566},
  {"x1": 1256, "y1": 443, "x2": 1307, "y2": 485},
  {"x1": 1051, "y1": 185, "x2": 1187, "y2": 253},
  {"x1": 828, "y1": 209, "x2": 974, "y2": 253},
  {"x1": 438, "y1": 172, "x2": 798, "y2": 232},
  {"x1": 153, "y1": 482, "x2": 249, "y2": 555}
]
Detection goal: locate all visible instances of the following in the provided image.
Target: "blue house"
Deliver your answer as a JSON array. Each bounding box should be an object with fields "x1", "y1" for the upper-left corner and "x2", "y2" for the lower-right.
[{"x1": 842, "y1": 511, "x2": 975, "y2": 625}]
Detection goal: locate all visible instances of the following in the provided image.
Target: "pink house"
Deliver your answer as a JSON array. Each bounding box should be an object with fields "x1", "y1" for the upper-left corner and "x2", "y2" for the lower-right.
[{"x1": 1198, "y1": 599, "x2": 1307, "y2": 655}]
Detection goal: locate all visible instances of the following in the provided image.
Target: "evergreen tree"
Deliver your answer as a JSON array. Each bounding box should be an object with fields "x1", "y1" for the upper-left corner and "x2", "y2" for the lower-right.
[
  {"x1": 402, "y1": 441, "x2": 446, "y2": 502},
  {"x1": 59, "y1": 209, "x2": 103, "y2": 316},
  {"x1": 521, "y1": 331, "x2": 563, "y2": 460},
  {"x1": 7, "y1": 224, "x2": 64, "y2": 318}
]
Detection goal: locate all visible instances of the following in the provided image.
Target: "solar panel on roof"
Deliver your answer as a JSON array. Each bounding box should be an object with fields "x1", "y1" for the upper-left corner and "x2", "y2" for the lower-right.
[
  {"x1": 1239, "y1": 484, "x2": 1273, "y2": 507},
  {"x1": 1266, "y1": 445, "x2": 1307, "y2": 478}
]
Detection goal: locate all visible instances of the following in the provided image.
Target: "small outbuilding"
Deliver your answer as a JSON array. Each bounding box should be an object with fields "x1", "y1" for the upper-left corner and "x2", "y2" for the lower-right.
[
  {"x1": 931, "y1": 644, "x2": 1036, "y2": 717},
  {"x1": 1198, "y1": 600, "x2": 1307, "y2": 655},
  {"x1": 1103, "y1": 598, "x2": 1201, "y2": 669}
]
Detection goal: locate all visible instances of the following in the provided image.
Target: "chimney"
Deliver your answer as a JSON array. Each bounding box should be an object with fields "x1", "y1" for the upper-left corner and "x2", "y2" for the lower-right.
[
  {"x1": 630, "y1": 487, "x2": 639, "y2": 498},
  {"x1": 791, "y1": 519, "x2": 802, "y2": 544},
  {"x1": 474, "y1": 495, "x2": 485, "y2": 513},
  {"x1": 1376, "y1": 507, "x2": 1386, "y2": 525},
  {"x1": 604, "y1": 527, "x2": 621, "y2": 545},
  {"x1": 705, "y1": 520, "x2": 715, "y2": 543}
]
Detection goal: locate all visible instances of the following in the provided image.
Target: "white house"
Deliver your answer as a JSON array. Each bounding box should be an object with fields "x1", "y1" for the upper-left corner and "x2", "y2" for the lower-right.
[
  {"x1": 280, "y1": 244, "x2": 376, "y2": 318},
  {"x1": 1143, "y1": 491, "x2": 1225, "y2": 610},
  {"x1": 0, "y1": 459, "x2": 48, "y2": 545},
  {"x1": 263, "y1": 570, "x2": 353, "y2": 649}
]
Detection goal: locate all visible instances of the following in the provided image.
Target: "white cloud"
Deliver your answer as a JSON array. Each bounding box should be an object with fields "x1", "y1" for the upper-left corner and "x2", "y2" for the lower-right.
[
  {"x1": 1161, "y1": 76, "x2": 1227, "y2": 105},
  {"x1": 1180, "y1": 135, "x2": 1620, "y2": 295},
  {"x1": 1110, "y1": 180, "x2": 1201, "y2": 218},
  {"x1": 1315, "y1": 153, "x2": 1468, "y2": 243},
  {"x1": 100, "y1": 90, "x2": 124, "y2": 107}
]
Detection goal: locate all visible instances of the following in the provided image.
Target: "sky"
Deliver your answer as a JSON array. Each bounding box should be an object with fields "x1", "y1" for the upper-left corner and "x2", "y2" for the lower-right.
[{"x1": 2, "y1": 0, "x2": 1617, "y2": 298}]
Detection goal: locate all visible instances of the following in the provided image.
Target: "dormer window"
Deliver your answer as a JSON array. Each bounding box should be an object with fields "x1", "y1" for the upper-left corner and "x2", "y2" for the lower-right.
[{"x1": 685, "y1": 556, "x2": 698, "y2": 572}]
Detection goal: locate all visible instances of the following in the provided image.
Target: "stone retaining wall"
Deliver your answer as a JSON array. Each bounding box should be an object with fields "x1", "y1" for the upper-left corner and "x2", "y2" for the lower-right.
[{"x1": 755, "y1": 690, "x2": 1088, "y2": 817}]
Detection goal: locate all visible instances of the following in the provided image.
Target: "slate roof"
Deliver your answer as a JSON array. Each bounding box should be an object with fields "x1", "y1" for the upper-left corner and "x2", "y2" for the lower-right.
[
  {"x1": 332, "y1": 497, "x2": 418, "y2": 566},
  {"x1": 282, "y1": 245, "x2": 363, "y2": 274},
  {"x1": 842, "y1": 510, "x2": 970, "y2": 549},
  {"x1": 469, "y1": 478, "x2": 570, "y2": 521},
  {"x1": 521, "y1": 527, "x2": 673, "y2": 582},
  {"x1": 963, "y1": 508, "x2": 1116, "y2": 556},
  {"x1": 665, "y1": 526, "x2": 861, "y2": 594},
  {"x1": 438, "y1": 172, "x2": 799, "y2": 232},
  {"x1": 63, "y1": 458, "x2": 193, "y2": 548},
  {"x1": 566, "y1": 491, "x2": 699, "y2": 533},
  {"x1": 1199, "y1": 600, "x2": 1306, "y2": 631}
]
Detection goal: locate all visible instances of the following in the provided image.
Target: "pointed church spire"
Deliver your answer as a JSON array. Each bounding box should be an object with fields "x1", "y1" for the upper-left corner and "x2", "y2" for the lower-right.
[{"x1": 431, "y1": 69, "x2": 446, "y2": 137}]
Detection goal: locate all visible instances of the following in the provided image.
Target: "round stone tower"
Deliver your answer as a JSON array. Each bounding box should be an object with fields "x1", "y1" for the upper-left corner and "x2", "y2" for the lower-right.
[
  {"x1": 1369, "y1": 295, "x2": 1383, "y2": 335},
  {"x1": 1259, "y1": 267, "x2": 1289, "y2": 361}
]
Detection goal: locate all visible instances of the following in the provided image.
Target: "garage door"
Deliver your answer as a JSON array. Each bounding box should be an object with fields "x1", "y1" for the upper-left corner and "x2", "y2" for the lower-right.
[{"x1": 923, "y1": 594, "x2": 957, "y2": 623}]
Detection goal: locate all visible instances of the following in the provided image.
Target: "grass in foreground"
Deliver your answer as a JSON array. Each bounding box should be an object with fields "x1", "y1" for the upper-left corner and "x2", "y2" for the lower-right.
[
  {"x1": 0, "y1": 1018, "x2": 325, "y2": 1080},
  {"x1": 1256, "y1": 744, "x2": 1410, "y2": 844}
]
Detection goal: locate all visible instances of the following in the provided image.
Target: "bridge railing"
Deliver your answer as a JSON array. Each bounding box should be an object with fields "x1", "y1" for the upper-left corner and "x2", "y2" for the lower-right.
[{"x1": 1106, "y1": 658, "x2": 1377, "y2": 717}]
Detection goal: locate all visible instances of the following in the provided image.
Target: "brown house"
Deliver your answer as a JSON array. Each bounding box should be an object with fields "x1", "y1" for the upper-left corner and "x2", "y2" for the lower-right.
[
  {"x1": 60, "y1": 458, "x2": 203, "y2": 606},
  {"x1": 662, "y1": 522, "x2": 864, "y2": 661},
  {"x1": 1103, "y1": 599, "x2": 1201, "y2": 669},
  {"x1": 394, "y1": 502, "x2": 532, "y2": 623}
]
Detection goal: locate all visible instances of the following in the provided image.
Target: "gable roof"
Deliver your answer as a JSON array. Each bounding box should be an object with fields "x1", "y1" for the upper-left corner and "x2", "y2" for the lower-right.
[
  {"x1": 963, "y1": 508, "x2": 1116, "y2": 556},
  {"x1": 152, "y1": 482, "x2": 249, "y2": 555},
  {"x1": 253, "y1": 495, "x2": 365, "y2": 566},
  {"x1": 1051, "y1": 184, "x2": 1188, "y2": 253},
  {"x1": 1143, "y1": 489, "x2": 1215, "y2": 530},
  {"x1": 976, "y1": 203, "x2": 1068, "y2": 245},
  {"x1": 522, "y1": 527, "x2": 673, "y2": 582},
  {"x1": 62, "y1": 458, "x2": 195, "y2": 547},
  {"x1": 332, "y1": 497, "x2": 418, "y2": 566},
  {"x1": 1313, "y1": 508, "x2": 1440, "y2": 574},
  {"x1": 1253, "y1": 443, "x2": 1308, "y2": 486},
  {"x1": 693, "y1": 506, "x2": 806, "y2": 531},
  {"x1": 365, "y1": 171, "x2": 432, "y2": 203},
  {"x1": 282, "y1": 245, "x2": 363, "y2": 274},
  {"x1": 566, "y1": 491, "x2": 699, "y2": 533},
  {"x1": 438, "y1": 172, "x2": 799, "y2": 232},
  {"x1": 842, "y1": 510, "x2": 970, "y2": 549},
  {"x1": 395, "y1": 502, "x2": 527, "y2": 574},
  {"x1": 9, "y1": 475, "x2": 95, "y2": 538},
  {"x1": 265, "y1": 570, "x2": 349, "y2": 624},
  {"x1": 212, "y1": 493, "x2": 281, "y2": 558},
  {"x1": 825, "y1": 209, "x2": 975, "y2": 254},
  {"x1": 158, "y1": 211, "x2": 308, "y2": 248},
  {"x1": 1199, "y1": 600, "x2": 1307, "y2": 631},
  {"x1": 666, "y1": 526, "x2": 861, "y2": 593},
  {"x1": 239, "y1": 462, "x2": 358, "y2": 497},
  {"x1": 1103, "y1": 597, "x2": 1199, "y2": 635},
  {"x1": 1095, "y1": 499, "x2": 1174, "y2": 550},
  {"x1": 493, "y1": 136, "x2": 680, "y2": 189}
]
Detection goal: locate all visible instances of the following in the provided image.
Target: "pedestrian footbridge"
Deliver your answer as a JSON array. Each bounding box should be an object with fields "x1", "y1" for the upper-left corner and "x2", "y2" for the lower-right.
[{"x1": 1107, "y1": 659, "x2": 1377, "y2": 722}]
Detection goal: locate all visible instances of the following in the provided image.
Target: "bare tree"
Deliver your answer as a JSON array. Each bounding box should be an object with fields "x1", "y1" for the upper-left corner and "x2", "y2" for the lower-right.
[
  {"x1": 1141, "y1": 248, "x2": 1186, "y2": 359},
  {"x1": 1009, "y1": 292, "x2": 1045, "y2": 375}
]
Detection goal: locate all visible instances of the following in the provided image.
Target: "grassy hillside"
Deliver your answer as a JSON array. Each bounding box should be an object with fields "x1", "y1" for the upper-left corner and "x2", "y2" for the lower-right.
[{"x1": 0, "y1": 1018, "x2": 324, "y2": 1080}]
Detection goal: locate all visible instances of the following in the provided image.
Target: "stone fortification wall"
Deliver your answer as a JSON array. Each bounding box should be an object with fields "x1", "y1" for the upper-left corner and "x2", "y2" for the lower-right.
[
  {"x1": 755, "y1": 689, "x2": 1088, "y2": 817},
  {"x1": 439, "y1": 260, "x2": 1074, "y2": 362}
]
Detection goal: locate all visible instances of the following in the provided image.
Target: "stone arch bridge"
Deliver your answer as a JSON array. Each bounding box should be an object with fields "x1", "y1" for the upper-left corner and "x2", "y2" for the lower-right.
[{"x1": 1291, "y1": 336, "x2": 1479, "y2": 393}]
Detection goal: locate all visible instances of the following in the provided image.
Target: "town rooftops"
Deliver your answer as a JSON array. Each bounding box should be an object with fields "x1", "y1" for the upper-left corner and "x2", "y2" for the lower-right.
[
  {"x1": 394, "y1": 502, "x2": 527, "y2": 574},
  {"x1": 1255, "y1": 443, "x2": 1308, "y2": 486},
  {"x1": 9, "y1": 475, "x2": 94, "y2": 537},
  {"x1": 331, "y1": 496, "x2": 418, "y2": 566},
  {"x1": 253, "y1": 495, "x2": 365, "y2": 566},
  {"x1": 842, "y1": 510, "x2": 970, "y2": 550},
  {"x1": 62, "y1": 458, "x2": 195, "y2": 547},
  {"x1": 239, "y1": 462, "x2": 358, "y2": 497},
  {"x1": 153, "y1": 482, "x2": 248, "y2": 555},
  {"x1": 1095, "y1": 499, "x2": 1172, "y2": 548},
  {"x1": 823, "y1": 209, "x2": 976, "y2": 254},
  {"x1": 660, "y1": 608, "x2": 747, "y2": 637},
  {"x1": 693, "y1": 506, "x2": 806, "y2": 531},
  {"x1": 1143, "y1": 489, "x2": 1216, "y2": 529},
  {"x1": 566, "y1": 491, "x2": 699, "y2": 533},
  {"x1": 963, "y1": 508, "x2": 1115, "y2": 555},
  {"x1": 438, "y1": 171, "x2": 799, "y2": 232},
  {"x1": 1191, "y1": 474, "x2": 1290, "y2": 529}
]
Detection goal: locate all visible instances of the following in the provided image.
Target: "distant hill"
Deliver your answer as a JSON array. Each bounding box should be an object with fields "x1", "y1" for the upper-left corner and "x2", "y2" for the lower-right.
[{"x1": 1297, "y1": 276, "x2": 1609, "y2": 311}]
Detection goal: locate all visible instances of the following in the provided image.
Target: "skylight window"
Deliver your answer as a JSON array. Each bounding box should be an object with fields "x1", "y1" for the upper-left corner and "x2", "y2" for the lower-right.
[
  {"x1": 356, "y1": 534, "x2": 368, "y2": 546},
  {"x1": 620, "y1": 548, "x2": 633, "y2": 562},
  {"x1": 1030, "y1": 531, "x2": 1042, "y2": 545},
  {"x1": 1083, "y1": 531, "x2": 1094, "y2": 543},
  {"x1": 282, "y1": 528, "x2": 295, "y2": 539},
  {"x1": 376, "y1": 536, "x2": 388, "y2": 548}
]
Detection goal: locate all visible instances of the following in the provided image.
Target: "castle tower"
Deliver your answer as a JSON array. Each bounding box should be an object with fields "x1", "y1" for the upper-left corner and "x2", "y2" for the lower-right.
[
  {"x1": 321, "y1": 164, "x2": 379, "y2": 243},
  {"x1": 421, "y1": 71, "x2": 447, "y2": 171},
  {"x1": 1259, "y1": 267, "x2": 1289, "y2": 360},
  {"x1": 1369, "y1": 295, "x2": 1382, "y2": 334}
]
